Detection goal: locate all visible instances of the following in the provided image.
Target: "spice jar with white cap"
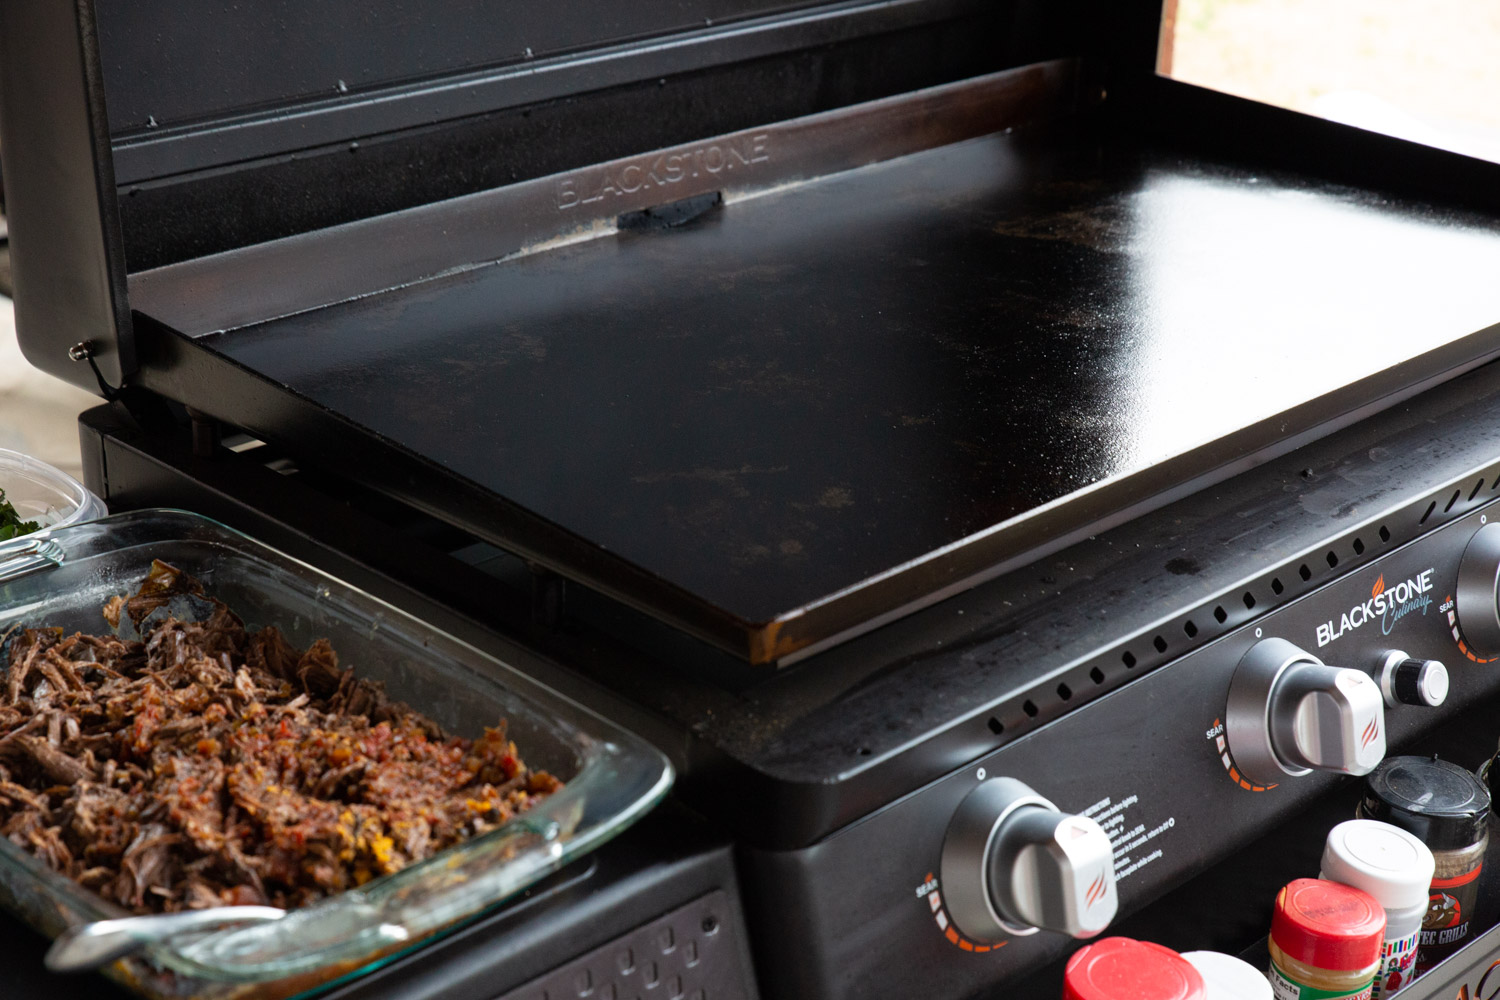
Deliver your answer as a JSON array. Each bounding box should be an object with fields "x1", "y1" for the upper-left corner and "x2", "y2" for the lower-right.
[
  {"x1": 1320, "y1": 819, "x2": 1435, "y2": 997},
  {"x1": 1180, "y1": 952, "x2": 1273, "y2": 1000}
]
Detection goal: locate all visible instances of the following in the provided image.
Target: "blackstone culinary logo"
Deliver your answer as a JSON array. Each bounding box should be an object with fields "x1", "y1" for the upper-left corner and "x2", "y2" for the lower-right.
[{"x1": 1315, "y1": 569, "x2": 1434, "y2": 648}]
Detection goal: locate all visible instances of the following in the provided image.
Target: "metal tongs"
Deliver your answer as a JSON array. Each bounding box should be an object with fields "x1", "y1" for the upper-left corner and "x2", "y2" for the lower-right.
[{"x1": 45, "y1": 906, "x2": 285, "y2": 972}]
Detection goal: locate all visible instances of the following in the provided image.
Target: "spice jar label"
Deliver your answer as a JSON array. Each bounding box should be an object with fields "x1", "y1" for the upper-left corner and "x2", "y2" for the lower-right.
[
  {"x1": 1268, "y1": 964, "x2": 1374, "y2": 1000},
  {"x1": 1419, "y1": 864, "x2": 1483, "y2": 970},
  {"x1": 1370, "y1": 930, "x2": 1419, "y2": 1000}
]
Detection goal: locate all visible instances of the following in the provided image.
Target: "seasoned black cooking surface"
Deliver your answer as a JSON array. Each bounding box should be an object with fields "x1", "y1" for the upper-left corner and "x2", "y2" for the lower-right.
[{"x1": 205, "y1": 126, "x2": 1500, "y2": 646}]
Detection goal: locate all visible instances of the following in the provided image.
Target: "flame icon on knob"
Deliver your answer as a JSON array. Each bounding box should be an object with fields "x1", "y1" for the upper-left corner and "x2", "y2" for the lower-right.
[
  {"x1": 1372, "y1": 575, "x2": 1385, "y2": 600},
  {"x1": 1085, "y1": 873, "x2": 1108, "y2": 907},
  {"x1": 1361, "y1": 718, "x2": 1380, "y2": 749}
]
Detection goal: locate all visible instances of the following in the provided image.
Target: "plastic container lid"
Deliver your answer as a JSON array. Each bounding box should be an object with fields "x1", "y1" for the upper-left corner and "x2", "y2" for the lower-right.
[
  {"x1": 1320, "y1": 819, "x2": 1435, "y2": 910},
  {"x1": 1180, "y1": 952, "x2": 1273, "y2": 1000},
  {"x1": 1360, "y1": 756, "x2": 1490, "y2": 851},
  {"x1": 1270, "y1": 879, "x2": 1385, "y2": 971},
  {"x1": 0, "y1": 447, "x2": 106, "y2": 534},
  {"x1": 1063, "y1": 937, "x2": 1206, "y2": 1000}
]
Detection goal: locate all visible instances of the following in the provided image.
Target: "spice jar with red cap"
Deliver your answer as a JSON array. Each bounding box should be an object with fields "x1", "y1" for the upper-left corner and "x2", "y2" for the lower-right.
[
  {"x1": 1063, "y1": 937, "x2": 1206, "y2": 1000},
  {"x1": 1268, "y1": 879, "x2": 1386, "y2": 1000}
]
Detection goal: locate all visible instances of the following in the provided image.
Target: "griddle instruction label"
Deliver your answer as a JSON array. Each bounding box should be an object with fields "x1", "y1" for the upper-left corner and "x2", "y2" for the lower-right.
[{"x1": 1084, "y1": 793, "x2": 1176, "y2": 881}]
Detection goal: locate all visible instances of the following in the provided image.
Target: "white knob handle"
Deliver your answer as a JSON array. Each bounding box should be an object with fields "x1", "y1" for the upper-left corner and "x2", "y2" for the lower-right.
[
  {"x1": 1227, "y1": 638, "x2": 1387, "y2": 785},
  {"x1": 1272, "y1": 663, "x2": 1386, "y2": 773},
  {"x1": 994, "y1": 809, "x2": 1118, "y2": 938},
  {"x1": 940, "y1": 778, "x2": 1118, "y2": 942}
]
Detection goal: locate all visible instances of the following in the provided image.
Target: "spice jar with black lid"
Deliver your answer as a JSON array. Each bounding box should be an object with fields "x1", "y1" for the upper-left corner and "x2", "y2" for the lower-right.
[{"x1": 1358, "y1": 755, "x2": 1490, "y2": 971}]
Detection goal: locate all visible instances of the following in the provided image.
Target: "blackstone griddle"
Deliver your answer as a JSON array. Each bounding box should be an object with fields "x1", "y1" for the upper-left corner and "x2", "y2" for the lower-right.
[
  {"x1": 7, "y1": 1, "x2": 1500, "y2": 998},
  {"x1": 129, "y1": 76, "x2": 1500, "y2": 665},
  {"x1": 20, "y1": 53, "x2": 1500, "y2": 667}
]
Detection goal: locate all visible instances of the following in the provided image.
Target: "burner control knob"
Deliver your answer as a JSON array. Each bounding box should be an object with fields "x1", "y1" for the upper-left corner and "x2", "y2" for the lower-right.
[
  {"x1": 1373, "y1": 650, "x2": 1448, "y2": 708},
  {"x1": 1226, "y1": 638, "x2": 1386, "y2": 786},
  {"x1": 1457, "y1": 522, "x2": 1500, "y2": 656},
  {"x1": 940, "y1": 778, "x2": 1117, "y2": 942}
]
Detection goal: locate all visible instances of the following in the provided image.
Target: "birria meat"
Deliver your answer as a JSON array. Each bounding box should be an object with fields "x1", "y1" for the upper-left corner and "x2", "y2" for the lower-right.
[{"x1": 0, "y1": 561, "x2": 560, "y2": 914}]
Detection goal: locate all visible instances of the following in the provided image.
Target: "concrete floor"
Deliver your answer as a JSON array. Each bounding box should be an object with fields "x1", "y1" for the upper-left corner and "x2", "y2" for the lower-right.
[{"x1": 0, "y1": 295, "x2": 101, "y2": 482}]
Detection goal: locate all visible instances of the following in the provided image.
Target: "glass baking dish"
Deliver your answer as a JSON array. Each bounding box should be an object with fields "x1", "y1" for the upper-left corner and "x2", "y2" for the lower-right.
[{"x1": 0, "y1": 509, "x2": 673, "y2": 999}]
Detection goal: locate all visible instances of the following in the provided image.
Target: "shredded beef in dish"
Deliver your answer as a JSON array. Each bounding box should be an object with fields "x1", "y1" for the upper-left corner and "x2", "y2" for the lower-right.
[{"x1": 0, "y1": 560, "x2": 561, "y2": 914}]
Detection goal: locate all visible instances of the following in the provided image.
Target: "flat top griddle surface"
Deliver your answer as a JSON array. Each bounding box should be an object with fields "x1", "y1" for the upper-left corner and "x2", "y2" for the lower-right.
[{"x1": 204, "y1": 126, "x2": 1500, "y2": 657}]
